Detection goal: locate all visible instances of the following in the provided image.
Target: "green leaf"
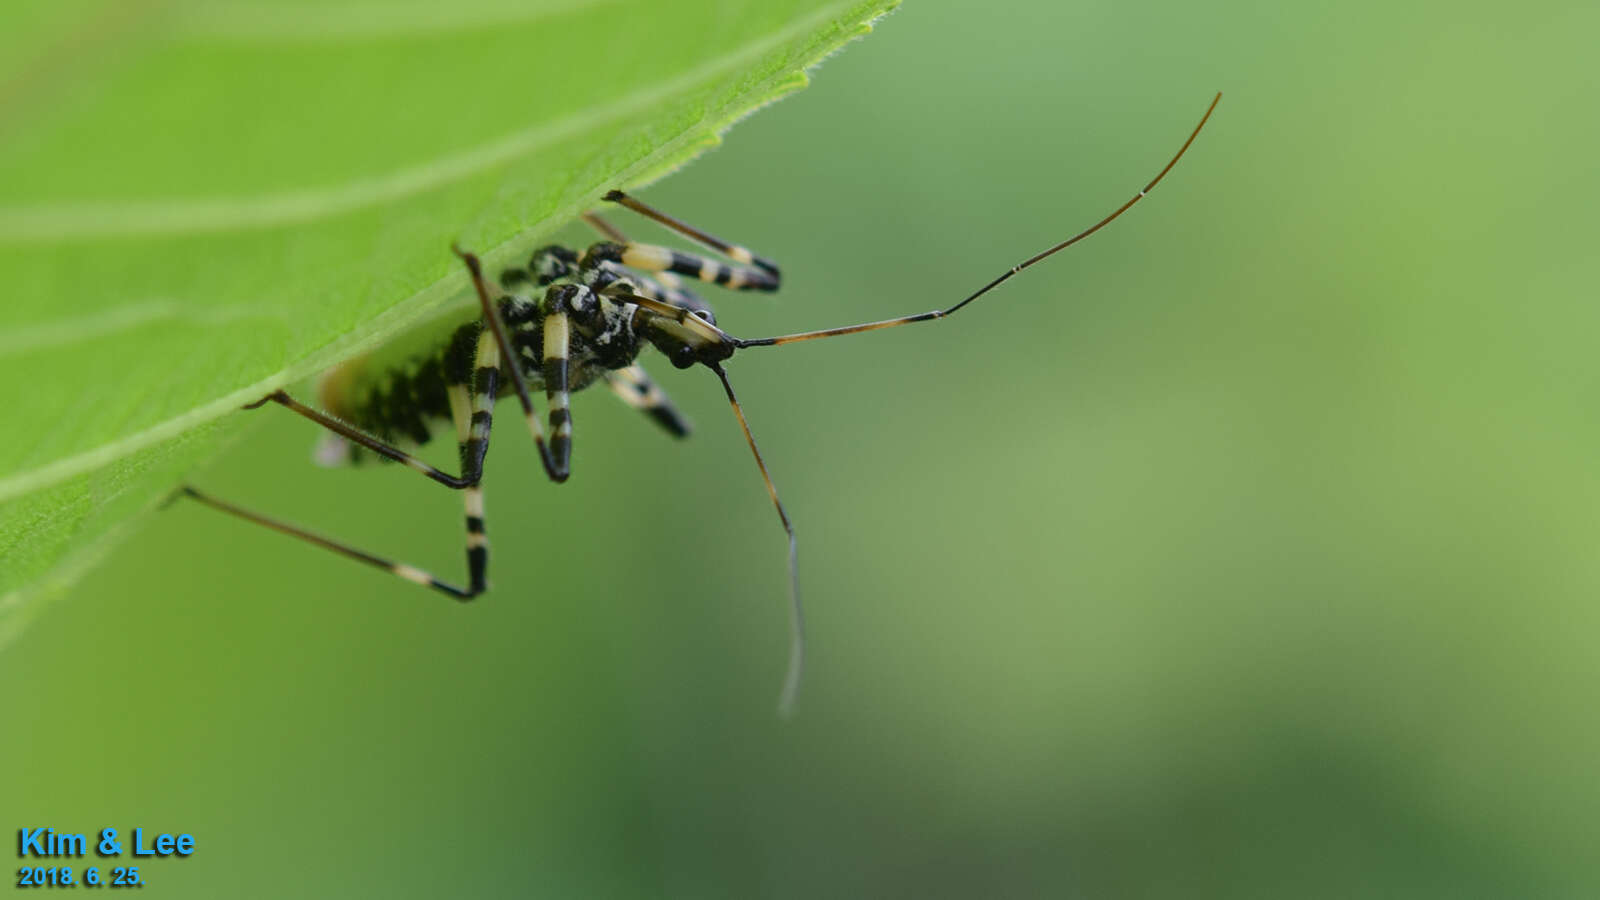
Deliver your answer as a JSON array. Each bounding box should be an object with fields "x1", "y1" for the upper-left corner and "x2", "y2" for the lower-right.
[{"x1": 0, "y1": 0, "x2": 899, "y2": 643}]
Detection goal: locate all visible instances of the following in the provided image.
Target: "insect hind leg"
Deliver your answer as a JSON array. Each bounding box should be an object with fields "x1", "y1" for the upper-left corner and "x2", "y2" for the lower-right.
[
  {"x1": 244, "y1": 384, "x2": 482, "y2": 490},
  {"x1": 173, "y1": 486, "x2": 487, "y2": 601},
  {"x1": 180, "y1": 330, "x2": 507, "y2": 600}
]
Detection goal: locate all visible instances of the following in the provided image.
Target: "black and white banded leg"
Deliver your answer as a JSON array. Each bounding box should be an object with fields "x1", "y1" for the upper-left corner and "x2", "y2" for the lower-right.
[
  {"x1": 541, "y1": 307, "x2": 575, "y2": 475},
  {"x1": 581, "y1": 211, "x2": 696, "y2": 438},
  {"x1": 579, "y1": 191, "x2": 783, "y2": 294},
  {"x1": 454, "y1": 244, "x2": 569, "y2": 483},
  {"x1": 456, "y1": 331, "x2": 503, "y2": 594},
  {"x1": 579, "y1": 210, "x2": 719, "y2": 323},
  {"x1": 604, "y1": 190, "x2": 781, "y2": 281},
  {"x1": 244, "y1": 393, "x2": 478, "y2": 490},
  {"x1": 608, "y1": 263, "x2": 718, "y2": 323},
  {"x1": 582, "y1": 240, "x2": 780, "y2": 293},
  {"x1": 178, "y1": 330, "x2": 504, "y2": 600},
  {"x1": 604, "y1": 364, "x2": 692, "y2": 438}
]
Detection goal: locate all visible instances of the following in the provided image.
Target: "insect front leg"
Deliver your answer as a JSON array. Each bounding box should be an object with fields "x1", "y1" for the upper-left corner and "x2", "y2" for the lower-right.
[
  {"x1": 580, "y1": 210, "x2": 719, "y2": 323},
  {"x1": 602, "y1": 189, "x2": 782, "y2": 284},
  {"x1": 578, "y1": 194, "x2": 781, "y2": 294},
  {"x1": 582, "y1": 240, "x2": 779, "y2": 293}
]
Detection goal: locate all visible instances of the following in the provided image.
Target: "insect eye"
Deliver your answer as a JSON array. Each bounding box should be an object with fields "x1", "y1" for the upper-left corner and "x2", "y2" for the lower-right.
[
  {"x1": 669, "y1": 344, "x2": 697, "y2": 369},
  {"x1": 692, "y1": 308, "x2": 715, "y2": 324}
]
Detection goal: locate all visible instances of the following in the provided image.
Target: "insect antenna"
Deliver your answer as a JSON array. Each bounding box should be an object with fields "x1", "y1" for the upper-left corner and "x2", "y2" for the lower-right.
[
  {"x1": 736, "y1": 92, "x2": 1221, "y2": 349},
  {"x1": 711, "y1": 362, "x2": 805, "y2": 717}
]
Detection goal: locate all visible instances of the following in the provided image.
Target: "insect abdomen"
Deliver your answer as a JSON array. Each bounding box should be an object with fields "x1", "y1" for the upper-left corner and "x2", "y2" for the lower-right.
[{"x1": 316, "y1": 321, "x2": 482, "y2": 463}]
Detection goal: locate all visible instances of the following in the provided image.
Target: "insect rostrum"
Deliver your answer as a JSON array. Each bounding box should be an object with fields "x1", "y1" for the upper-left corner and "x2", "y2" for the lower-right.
[{"x1": 177, "y1": 93, "x2": 1221, "y2": 715}]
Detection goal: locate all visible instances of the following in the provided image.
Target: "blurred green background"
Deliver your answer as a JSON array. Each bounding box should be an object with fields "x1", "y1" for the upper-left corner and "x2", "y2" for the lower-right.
[{"x1": 8, "y1": 0, "x2": 1600, "y2": 896}]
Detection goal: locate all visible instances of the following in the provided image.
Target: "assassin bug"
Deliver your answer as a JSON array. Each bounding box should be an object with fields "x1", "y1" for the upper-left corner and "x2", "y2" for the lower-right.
[{"x1": 177, "y1": 93, "x2": 1220, "y2": 714}]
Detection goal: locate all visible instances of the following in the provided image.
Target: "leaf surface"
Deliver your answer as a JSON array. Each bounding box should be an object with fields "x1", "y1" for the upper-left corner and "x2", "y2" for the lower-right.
[{"x1": 0, "y1": 0, "x2": 898, "y2": 640}]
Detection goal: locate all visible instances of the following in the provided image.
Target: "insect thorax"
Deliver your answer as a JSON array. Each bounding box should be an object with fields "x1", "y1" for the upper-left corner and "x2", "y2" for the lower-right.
[
  {"x1": 316, "y1": 244, "x2": 664, "y2": 461},
  {"x1": 502, "y1": 250, "x2": 648, "y2": 381}
]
